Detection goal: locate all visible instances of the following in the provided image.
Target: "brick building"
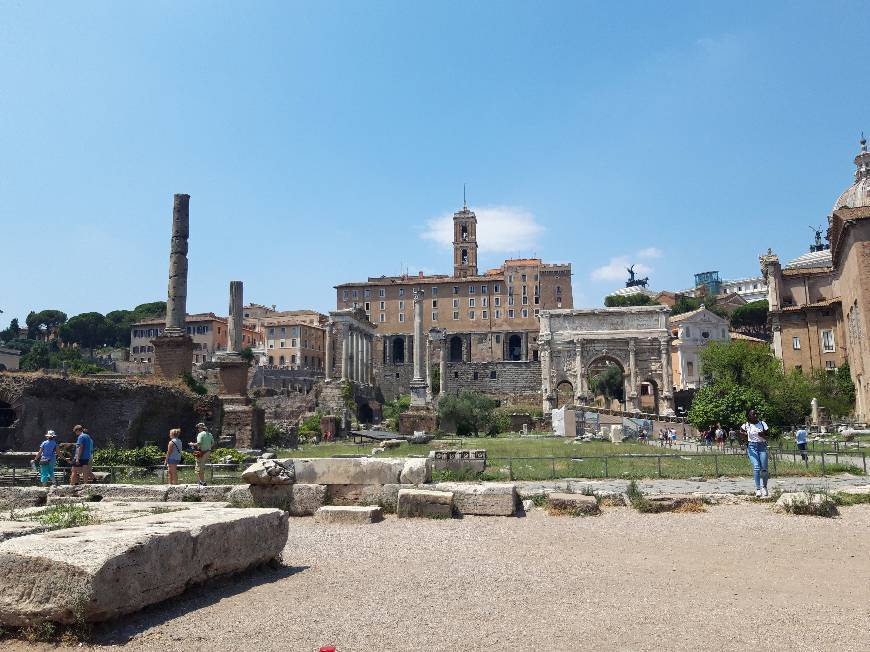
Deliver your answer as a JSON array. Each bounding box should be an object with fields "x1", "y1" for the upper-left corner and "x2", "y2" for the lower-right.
[
  {"x1": 335, "y1": 204, "x2": 573, "y2": 370},
  {"x1": 261, "y1": 317, "x2": 326, "y2": 370},
  {"x1": 762, "y1": 137, "x2": 870, "y2": 421},
  {"x1": 130, "y1": 313, "x2": 261, "y2": 366}
]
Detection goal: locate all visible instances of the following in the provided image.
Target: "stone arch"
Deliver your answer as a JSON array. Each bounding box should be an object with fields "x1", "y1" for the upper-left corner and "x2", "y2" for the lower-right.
[
  {"x1": 555, "y1": 380, "x2": 574, "y2": 409},
  {"x1": 357, "y1": 402, "x2": 373, "y2": 425},
  {"x1": 0, "y1": 398, "x2": 16, "y2": 428},
  {"x1": 640, "y1": 378, "x2": 660, "y2": 415},
  {"x1": 449, "y1": 335, "x2": 464, "y2": 362},
  {"x1": 392, "y1": 336, "x2": 406, "y2": 364},
  {"x1": 507, "y1": 334, "x2": 522, "y2": 361},
  {"x1": 586, "y1": 355, "x2": 626, "y2": 408}
]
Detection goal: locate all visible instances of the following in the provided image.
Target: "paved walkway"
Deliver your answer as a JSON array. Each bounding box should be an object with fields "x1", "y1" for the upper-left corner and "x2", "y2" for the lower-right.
[{"x1": 515, "y1": 474, "x2": 870, "y2": 497}]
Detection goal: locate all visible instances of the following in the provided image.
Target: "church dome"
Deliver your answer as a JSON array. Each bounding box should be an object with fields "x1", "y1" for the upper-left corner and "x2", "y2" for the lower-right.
[{"x1": 833, "y1": 137, "x2": 870, "y2": 211}]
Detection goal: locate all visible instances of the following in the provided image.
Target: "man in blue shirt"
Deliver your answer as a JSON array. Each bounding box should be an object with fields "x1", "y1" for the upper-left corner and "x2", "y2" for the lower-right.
[
  {"x1": 795, "y1": 425, "x2": 809, "y2": 463},
  {"x1": 70, "y1": 424, "x2": 95, "y2": 485}
]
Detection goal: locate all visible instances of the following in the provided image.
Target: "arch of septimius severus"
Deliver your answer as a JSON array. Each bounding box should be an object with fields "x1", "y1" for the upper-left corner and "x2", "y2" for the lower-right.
[{"x1": 538, "y1": 306, "x2": 674, "y2": 415}]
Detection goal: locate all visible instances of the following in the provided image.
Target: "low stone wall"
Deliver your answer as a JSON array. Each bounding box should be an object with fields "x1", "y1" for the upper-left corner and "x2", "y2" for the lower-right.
[{"x1": 376, "y1": 361, "x2": 541, "y2": 402}]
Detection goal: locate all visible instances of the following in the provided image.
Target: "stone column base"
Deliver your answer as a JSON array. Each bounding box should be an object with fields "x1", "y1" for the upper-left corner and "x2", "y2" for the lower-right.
[
  {"x1": 215, "y1": 354, "x2": 249, "y2": 396},
  {"x1": 410, "y1": 379, "x2": 429, "y2": 408},
  {"x1": 152, "y1": 335, "x2": 194, "y2": 380}
]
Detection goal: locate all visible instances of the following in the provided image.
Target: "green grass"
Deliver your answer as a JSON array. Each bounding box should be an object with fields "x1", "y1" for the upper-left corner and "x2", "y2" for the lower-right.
[{"x1": 832, "y1": 491, "x2": 870, "y2": 506}]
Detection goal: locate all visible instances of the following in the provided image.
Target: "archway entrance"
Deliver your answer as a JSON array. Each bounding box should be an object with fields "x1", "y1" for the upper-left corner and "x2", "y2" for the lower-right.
[
  {"x1": 0, "y1": 400, "x2": 15, "y2": 428},
  {"x1": 357, "y1": 402, "x2": 373, "y2": 425},
  {"x1": 555, "y1": 381, "x2": 574, "y2": 408},
  {"x1": 587, "y1": 356, "x2": 626, "y2": 410},
  {"x1": 449, "y1": 335, "x2": 463, "y2": 362},
  {"x1": 640, "y1": 379, "x2": 660, "y2": 414},
  {"x1": 392, "y1": 337, "x2": 405, "y2": 363},
  {"x1": 507, "y1": 334, "x2": 522, "y2": 361}
]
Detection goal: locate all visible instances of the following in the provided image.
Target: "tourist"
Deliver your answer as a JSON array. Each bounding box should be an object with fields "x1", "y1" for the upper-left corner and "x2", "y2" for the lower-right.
[
  {"x1": 705, "y1": 427, "x2": 714, "y2": 447},
  {"x1": 32, "y1": 430, "x2": 58, "y2": 487},
  {"x1": 795, "y1": 424, "x2": 809, "y2": 463},
  {"x1": 69, "y1": 424, "x2": 95, "y2": 485},
  {"x1": 164, "y1": 428, "x2": 184, "y2": 485},
  {"x1": 191, "y1": 422, "x2": 214, "y2": 486},
  {"x1": 741, "y1": 409, "x2": 770, "y2": 498},
  {"x1": 669, "y1": 427, "x2": 677, "y2": 446},
  {"x1": 715, "y1": 423, "x2": 725, "y2": 451}
]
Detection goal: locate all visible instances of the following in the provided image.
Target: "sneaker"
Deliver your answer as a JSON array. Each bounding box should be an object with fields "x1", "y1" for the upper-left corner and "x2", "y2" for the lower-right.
[
  {"x1": 762, "y1": 488, "x2": 769, "y2": 498},
  {"x1": 755, "y1": 489, "x2": 762, "y2": 498},
  {"x1": 198, "y1": 481, "x2": 206, "y2": 487}
]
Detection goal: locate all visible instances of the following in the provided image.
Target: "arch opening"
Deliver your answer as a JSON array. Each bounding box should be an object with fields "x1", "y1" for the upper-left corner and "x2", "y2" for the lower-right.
[{"x1": 449, "y1": 336, "x2": 463, "y2": 362}]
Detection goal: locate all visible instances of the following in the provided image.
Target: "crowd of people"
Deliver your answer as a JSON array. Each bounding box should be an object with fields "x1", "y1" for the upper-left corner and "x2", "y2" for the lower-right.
[{"x1": 31, "y1": 422, "x2": 215, "y2": 487}]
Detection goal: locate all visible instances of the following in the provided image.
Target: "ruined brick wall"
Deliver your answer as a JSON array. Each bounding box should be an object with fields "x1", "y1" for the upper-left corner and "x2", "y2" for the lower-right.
[
  {"x1": 376, "y1": 360, "x2": 541, "y2": 403},
  {"x1": 0, "y1": 372, "x2": 219, "y2": 451}
]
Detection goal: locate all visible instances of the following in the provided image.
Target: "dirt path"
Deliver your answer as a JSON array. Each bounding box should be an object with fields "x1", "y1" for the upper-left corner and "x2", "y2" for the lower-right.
[{"x1": 7, "y1": 503, "x2": 870, "y2": 652}]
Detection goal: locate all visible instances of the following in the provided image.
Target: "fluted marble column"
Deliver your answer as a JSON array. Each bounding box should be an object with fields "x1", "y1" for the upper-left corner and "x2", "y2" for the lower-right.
[
  {"x1": 341, "y1": 327, "x2": 350, "y2": 381},
  {"x1": 628, "y1": 338, "x2": 638, "y2": 412},
  {"x1": 410, "y1": 289, "x2": 428, "y2": 407}
]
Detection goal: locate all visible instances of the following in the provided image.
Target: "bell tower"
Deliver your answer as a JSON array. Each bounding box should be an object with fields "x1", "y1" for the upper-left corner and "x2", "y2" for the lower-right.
[{"x1": 452, "y1": 200, "x2": 478, "y2": 278}]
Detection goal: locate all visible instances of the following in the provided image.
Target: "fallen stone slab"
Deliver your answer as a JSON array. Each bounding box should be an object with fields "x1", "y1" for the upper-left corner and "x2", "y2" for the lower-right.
[
  {"x1": 397, "y1": 489, "x2": 453, "y2": 519},
  {"x1": 0, "y1": 487, "x2": 48, "y2": 509},
  {"x1": 433, "y1": 482, "x2": 517, "y2": 516},
  {"x1": 400, "y1": 458, "x2": 431, "y2": 485},
  {"x1": 293, "y1": 457, "x2": 405, "y2": 485},
  {"x1": 0, "y1": 520, "x2": 50, "y2": 542},
  {"x1": 381, "y1": 439, "x2": 403, "y2": 449},
  {"x1": 166, "y1": 484, "x2": 233, "y2": 503},
  {"x1": 774, "y1": 492, "x2": 839, "y2": 517},
  {"x1": 0, "y1": 507, "x2": 288, "y2": 625},
  {"x1": 48, "y1": 484, "x2": 170, "y2": 504},
  {"x1": 837, "y1": 485, "x2": 870, "y2": 495},
  {"x1": 428, "y1": 449, "x2": 486, "y2": 473},
  {"x1": 227, "y1": 483, "x2": 326, "y2": 516},
  {"x1": 639, "y1": 494, "x2": 704, "y2": 513},
  {"x1": 547, "y1": 493, "x2": 600, "y2": 516},
  {"x1": 314, "y1": 505, "x2": 384, "y2": 524},
  {"x1": 326, "y1": 484, "x2": 406, "y2": 512},
  {"x1": 241, "y1": 459, "x2": 295, "y2": 485}
]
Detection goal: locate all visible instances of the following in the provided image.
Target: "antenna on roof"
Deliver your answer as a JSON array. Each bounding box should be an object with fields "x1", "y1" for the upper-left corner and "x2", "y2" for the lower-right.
[{"x1": 463, "y1": 183, "x2": 467, "y2": 209}]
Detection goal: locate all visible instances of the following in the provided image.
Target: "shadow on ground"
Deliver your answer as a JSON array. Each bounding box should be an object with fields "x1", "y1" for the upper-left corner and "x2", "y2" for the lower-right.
[{"x1": 90, "y1": 563, "x2": 309, "y2": 646}]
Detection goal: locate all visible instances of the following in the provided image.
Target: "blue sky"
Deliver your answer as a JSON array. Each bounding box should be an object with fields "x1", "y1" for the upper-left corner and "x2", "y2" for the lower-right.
[{"x1": 1, "y1": 1, "x2": 868, "y2": 327}]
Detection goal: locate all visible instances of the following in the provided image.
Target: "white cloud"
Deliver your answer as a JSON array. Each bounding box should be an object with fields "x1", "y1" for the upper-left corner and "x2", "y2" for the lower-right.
[
  {"x1": 637, "y1": 247, "x2": 662, "y2": 259},
  {"x1": 420, "y1": 205, "x2": 545, "y2": 253}
]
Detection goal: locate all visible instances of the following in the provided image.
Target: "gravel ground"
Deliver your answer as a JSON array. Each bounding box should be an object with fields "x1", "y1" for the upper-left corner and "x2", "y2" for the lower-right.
[{"x1": 8, "y1": 502, "x2": 870, "y2": 652}]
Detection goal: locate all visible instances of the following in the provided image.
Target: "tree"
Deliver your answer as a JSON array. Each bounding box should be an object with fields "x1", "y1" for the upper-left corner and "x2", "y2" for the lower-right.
[
  {"x1": 670, "y1": 296, "x2": 702, "y2": 316},
  {"x1": 0, "y1": 318, "x2": 19, "y2": 343},
  {"x1": 688, "y1": 383, "x2": 772, "y2": 430},
  {"x1": 437, "y1": 390, "x2": 499, "y2": 436},
  {"x1": 26, "y1": 309, "x2": 67, "y2": 339},
  {"x1": 588, "y1": 364, "x2": 625, "y2": 402},
  {"x1": 604, "y1": 294, "x2": 659, "y2": 308},
  {"x1": 19, "y1": 341, "x2": 51, "y2": 370},
  {"x1": 59, "y1": 312, "x2": 110, "y2": 349},
  {"x1": 811, "y1": 363, "x2": 856, "y2": 419},
  {"x1": 730, "y1": 300, "x2": 769, "y2": 338}
]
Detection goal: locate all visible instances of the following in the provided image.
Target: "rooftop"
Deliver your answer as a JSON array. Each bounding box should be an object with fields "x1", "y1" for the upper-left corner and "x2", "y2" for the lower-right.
[
  {"x1": 833, "y1": 136, "x2": 870, "y2": 212},
  {"x1": 132, "y1": 312, "x2": 225, "y2": 326},
  {"x1": 784, "y1": 249, "x2": 833, "y2": 270}
]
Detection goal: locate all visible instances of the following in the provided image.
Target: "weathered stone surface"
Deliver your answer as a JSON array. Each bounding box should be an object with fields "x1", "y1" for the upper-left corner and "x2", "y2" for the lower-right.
[
  {"x1": 774, "y1": 492, "x2": 839, "y2": 516},
  {"x1": 314, "y1": 505, "x2": 383, "y2": 524},
  {"x1": 326, "y1": 484, "x2": 404, "y2": 512},
  {"x1": 397, "y1": 489, "x2": 453, "y2": 519},
  {"x1": 433, "y1": 482, "x2": 517, "y2": 516},
  {"x1": 409, "y1": 431, "x2": 433, "y2": 444},
  {"x1": 242, "y1": 459, "x2": 295, "y2": 485},
  {"x1": 381, "y1": 439, "x2": 403, "y2": 449},
  {"x1": 293, "y1": 457, "x2": 405, "y2": 485},
  {"x1": 428, "y1": 449, "x2": 487, "y2": 473},
  {"x1": 400, "y1": 458, "x2": 431, "y2": 484},
  {"x1": 0, "y1": 487, "x2": 47, "y2": 509},
  {"x1": 641, "y1": 494, "x2": 703, "y2": 513},
  {"x1": 837, "y1": 485, "x2": 870, "y2": 495},
  {"x1": 48, "y1": 484, "x2": 170, "y2": 504},
  {"x1": 0, "y1": 521, "x2": 49, "y2": 542},
  {"x1": 0, "y1": 507, "x2": 288, "y2": 625},
  {"x1": 227, "y1": 483, "x2": 326, "y2": 516},
  {"x1": 165, "y1": 484, "x2": 233, "y2": 503},
  {"x1": 547, "y1": 493, "x2": 600, "y2": 515},
  {"x1": 260, "y1": 452, "x2": 276, "y2": 460}
]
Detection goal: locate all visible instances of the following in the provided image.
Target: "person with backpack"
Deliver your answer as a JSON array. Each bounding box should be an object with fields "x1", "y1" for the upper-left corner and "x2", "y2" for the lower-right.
[
  {"x1": 70, "y1": 424, "x2": 95, "y2": 485},
  {"x1": 190, "y1": 422, "x2": 214, "y2": 486},
  {"x1": 32, "y1": 430, "x2": 59, "y2": 487},
  {"x1": 741, "y1": 409, "x2": 770, "y2": 498},
  {"x1": 164, "y1": 428, "x2": 184, "y2": 485}
]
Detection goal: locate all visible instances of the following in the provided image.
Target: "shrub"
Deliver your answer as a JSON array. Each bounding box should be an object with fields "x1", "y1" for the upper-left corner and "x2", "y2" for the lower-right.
[
  {"x1": 31, "y1": 504, "x2": 95, "y2": 530},
  {"x1": 779, "y1": 491, "x2": 839, "y2": 518},
  {"x1": 182, "y1": 372, "x2": 207, "y2": 395},
  {"x1": 437, "y1": 390, "x2": 498, "y2": 437},
  {"x1": 91, "y1": 445, "x2": 165, "y2": 467}
]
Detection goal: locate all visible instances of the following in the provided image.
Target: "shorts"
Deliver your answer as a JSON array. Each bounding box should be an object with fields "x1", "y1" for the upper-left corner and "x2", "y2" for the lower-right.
[
  {"x1": 72, "y1": 458, "x2": 91, "y2": 468},
  {"x1": 167, "y1": 457, "x2": 182, "y2": 466},
  {"x1": 195, "y1": 452, "x2": 210, "y2": 472}
]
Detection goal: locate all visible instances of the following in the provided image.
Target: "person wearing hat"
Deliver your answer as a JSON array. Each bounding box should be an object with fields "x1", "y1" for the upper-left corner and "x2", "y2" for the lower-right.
[
  {"x1": 190, "y1": 422, "x2": 214, "y2": 486},
  {"x1": 33, "y1": 430, "x2": 59, "y2": 487}
]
